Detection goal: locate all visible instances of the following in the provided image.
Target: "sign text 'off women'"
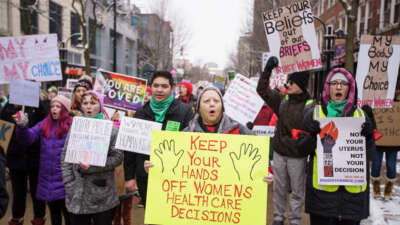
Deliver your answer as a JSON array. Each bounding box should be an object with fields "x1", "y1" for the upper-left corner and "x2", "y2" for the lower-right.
[
  {"x1": 0, "y1": 34, "x2": 62, "y2": 83},
  {"x1": 262, "y1": 0, "x2": 322, "y2": 74}
]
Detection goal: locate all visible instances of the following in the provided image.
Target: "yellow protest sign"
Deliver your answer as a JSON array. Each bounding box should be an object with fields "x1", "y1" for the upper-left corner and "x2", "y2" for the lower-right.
[
  {"x1": 145, "y1": 130, "x2": 269, "y2": 225},
  {"x1": 0, "y1": 120, "x2": 15, "y2": 153}
]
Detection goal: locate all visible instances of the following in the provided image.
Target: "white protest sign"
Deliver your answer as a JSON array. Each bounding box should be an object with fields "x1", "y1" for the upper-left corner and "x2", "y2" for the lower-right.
[
  {"x1": 316, "y1": 117, "x2": 366, "y2": 186},
  {"x1": 223, "y1": 74, "x2": 264, "y2": 126},
  {"x1": 58, "y1": 87, "x2": 72, "y2": 99},
  {"x1": 9, "y1": 80, "x2": 40, "y2": 107},
  {"x1": 64, "y1": 117, "x2": 113, "y2": 167},
  {"x1": 262, "y1": 0, "x2": 322, "y2": 74},
  {"x1": 262, "y1": 52, "x2": 287, "y2": 89},
  {"x1": 115, "y1": 117, "x2": 162, "y2": 155},
  {"x1": 253, "y1": 126, "x2": 275, "y2": 137},
  {"x1": 0, "y1": 34, "x2": 62, "y2": 83},
  {"x1": 356, "y1": 35, "x2": 400, "y2": 108},
  {"x1": 66, "y1": 79, "x2": 79, "y2": 90}
]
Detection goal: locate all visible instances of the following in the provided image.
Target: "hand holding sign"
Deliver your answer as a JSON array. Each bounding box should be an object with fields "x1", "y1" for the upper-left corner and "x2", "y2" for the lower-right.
[
  {"x1": 154, "y1": 140, "x2": 184, "y2": 175},
  {"x1": 229, "y1": 143, "x2": 261, "y2": 182}
]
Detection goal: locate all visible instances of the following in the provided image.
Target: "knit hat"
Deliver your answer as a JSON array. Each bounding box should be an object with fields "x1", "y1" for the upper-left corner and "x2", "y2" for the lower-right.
[
  {"x1": 287, "y1": 71, "x2": 309, "y2": 93},
  {"x1": 82, "y1": 90, "x2": 104, "y2": 110},
  {"x1": 330, "y1": 72, "x2": 349, "y2": 82},
  {"x1": 52, "y1": 95, "x2": 71, "y2": 112},
  {"x1": 179, "y1": 81, "x2": 193, "y2": 96},
  {"x1": 73, "y1": 79, "x2": 93, "y2": 92},
  {"x1": 48, "y1": 86, "x2": 58, "y2": 94},
  {"x1": 196, "y1": 85, "x2": 224, "y2": 113}
]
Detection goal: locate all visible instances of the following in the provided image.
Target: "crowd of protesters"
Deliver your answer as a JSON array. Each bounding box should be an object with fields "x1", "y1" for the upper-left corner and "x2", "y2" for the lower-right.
[{"x1": 0, "y1": 60, "x2": 398, "y2": 225}]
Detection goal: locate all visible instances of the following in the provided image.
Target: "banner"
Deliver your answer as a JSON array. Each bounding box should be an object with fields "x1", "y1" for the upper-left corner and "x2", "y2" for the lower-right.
[
  {"x1": 224, "y1": 74, "x2": 264, "y2": 126},
  {"x1": 0, "y1": 34, "x2": 62, "y2": 83},
  {"x1": 262, "y1": 52, "x2": 287, "y2": 89},
  {"x1": 64, "y1": 117, "x2": 113, "y2": 167},
  {"x1": 145, "y1": 131, "x2": 269, "y2": 225},
  {"x1": 115, "y1": 117, "x2": 162, "y2": 155},
  {"x1": 58, "y1": 87, "x2": 72, "y2": 99},
  {"x1": 0, "y1": 120, "x2": 15, "y2": 153},
  {"x1": 94, "y1": 69, "x2": 147, "y2": 111},
  {"x1": 373, "y1": 102, "x2": 400, "y2": 146},
  {"x1": 262, "y1": 0, "x2": 322, "y2": 74},
  {"x1": 253, "y1": 126, "x2": 275, "y2": 137},
  {"x1": 9, "y1": 80, "x2": 40, "y2": 107},
  {"x1": 316, "y1": 117, "x2": 366, "y2": 186},
  {"x1": 66, "y1": 79, "x2": 79, "y2": 90},
  {"x1": 356, "y1": 35, "x2": 400, "y2": 108}
]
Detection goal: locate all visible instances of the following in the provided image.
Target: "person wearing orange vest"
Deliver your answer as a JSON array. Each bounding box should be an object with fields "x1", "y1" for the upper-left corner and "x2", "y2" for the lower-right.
[{"x1": 297, "y1": 68, "x2": 375, "y2": 225}]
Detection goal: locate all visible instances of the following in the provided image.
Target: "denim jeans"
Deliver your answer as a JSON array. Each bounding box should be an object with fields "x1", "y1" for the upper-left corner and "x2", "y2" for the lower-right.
[{"x1": 371, "y1": 150, "x2": 398, "y2": 179}]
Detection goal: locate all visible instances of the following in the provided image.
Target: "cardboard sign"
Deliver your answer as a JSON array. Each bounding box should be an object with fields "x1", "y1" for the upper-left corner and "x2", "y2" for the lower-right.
[
  {"x1": 0, "y1": 34, "x2": 62, "y2": 83},
  {"x1": 356, "y1": 35, "x2": 400, "y2": 108},
  {"x1": 253, "y1": 126, "x2": 275, "y2": 137},
  {"x1": 262, "y1": 0, "x2": 322, "y2": 74},
  {"x1": 0, "y1": 120, "x2": 15, "y2": 153},
  {"x1": 316, "y1": 117, "x2": 366, "y2": 186},
  {"x1": 58, "y1": 87, "x2": 72, "y2": 99},
  {"x1": 64, "y1": 117, "x2": 113, "y2": 167},
  {"x1": 262, "y1": 52, "x2": 287, "y2": 89},
  {"x1": 94, "y1": 69, "x2": 147, "y2": 111},
  {"x1": 224, "y1": 74, "x2": 264, "y2": 126},
  {"x1": 9, "y1": 80, "x2": 40, "y2": 107},
  {"x1": 66, "y1": 79, "x2": 79, "y2": 90},
  {"x1": 115, "y1": 117, "x2": 162, "y2": 155},
  {"x1": 145, "y1": 131, "x2": 269, "y2": 225},
  {"x1": 373, "y1": 102, "x2": 400, "y2": 146}
]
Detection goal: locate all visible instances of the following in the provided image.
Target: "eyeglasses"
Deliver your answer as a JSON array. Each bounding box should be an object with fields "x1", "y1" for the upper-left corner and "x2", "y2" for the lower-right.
[{"x1": 329, "y1": 81, "x2": 349, "y2": 87}]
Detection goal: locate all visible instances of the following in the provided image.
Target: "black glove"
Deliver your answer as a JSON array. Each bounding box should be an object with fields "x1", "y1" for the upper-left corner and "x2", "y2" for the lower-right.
[
  {"x1": 361, "y1": 120, "x2": 373, "y2": 138},
  {"x1": 305, "y1": 120, "x2": 321, "y2": 135},
  {"x1": 262, "y1": 56, "x2": 279, "y2": 80}
]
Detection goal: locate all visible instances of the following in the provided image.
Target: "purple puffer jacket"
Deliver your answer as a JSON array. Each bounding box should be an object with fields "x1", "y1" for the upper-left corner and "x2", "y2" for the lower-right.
[{"x1": 16, "y1": 120, "x2": 68, "y2": 202}]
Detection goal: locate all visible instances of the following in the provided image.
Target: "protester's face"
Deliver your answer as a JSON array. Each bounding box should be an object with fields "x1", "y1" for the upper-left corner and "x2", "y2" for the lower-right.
[
  {"x1": 144, "y1": 91, "x2": 151, "y2": 104},
  {"x1": 74, "y1": 87, "x2": 87, "y2": 103},
  {"x1": 199, "y1": 90, "x2": 223, "y2": 125},
  {"x1": 50, "y1": 101, "x2": 62, "y2": 120},
  {"x1": 81, "y1": 94, "x2": 101, "y2": 118},
  {"x1": 286, "y1": 80, "x2": 303, "y2": 94},
  {"x1": 48, "y1": 92, "x2": 57, "y2": 100},
  {"x1": 329, "y1": 79, "x2": 350, "y2": 103},
  {"x1": 151, "y1": 77, "x2": 173, "y2": 102},
  {"x1": 179, "y1": 85, "x2": 188, "y2": 97}
]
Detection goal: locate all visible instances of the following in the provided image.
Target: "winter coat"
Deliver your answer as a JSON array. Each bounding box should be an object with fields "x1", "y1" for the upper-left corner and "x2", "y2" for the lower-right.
[
  {"x1": 0, "y1": 102, "x2": 48, "y2": 170},
  {"x1": 256, "y1": 75, "x2": 313, "y2": 158},
  {"x1": 297, "y1": 68, "x2": 374, "y2": 221},
  {"x1": 0, "y1": 146, "x2": 8, "y2": 219},
  {"x1": 124, "y1": 99, "x2": 194, "y2": 179},
  {"x1": 61, "y1": 125, "x2": 123, "y2": 214},
  {"x1": 16, "y1": 120, "x2": 68, "y2": 202},
  {"x1": 184, "y1": 113, "x2": 253, "y2": 135}
]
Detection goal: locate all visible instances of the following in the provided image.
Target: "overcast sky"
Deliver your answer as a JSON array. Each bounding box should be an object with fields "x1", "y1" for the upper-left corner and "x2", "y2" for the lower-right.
[{"x1": 131, "y1": 0, "x2": 253, "y2": 68}]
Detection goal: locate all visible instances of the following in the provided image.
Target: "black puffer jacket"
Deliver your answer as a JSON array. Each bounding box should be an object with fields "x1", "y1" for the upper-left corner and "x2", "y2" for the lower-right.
[
  {"x1": 124, "y1": 99, "x2": 194, "y2": 179},
  {"x1": 297, "y1": 68, "x2": 374, "y2": 221},
  {"x1": 257, "y1": 74, "x2": 313, "y2": 158}
]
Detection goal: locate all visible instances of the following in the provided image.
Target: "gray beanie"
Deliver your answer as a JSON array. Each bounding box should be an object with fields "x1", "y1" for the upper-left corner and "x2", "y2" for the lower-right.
[{"x1": 196, "y1": 85, "x2": 225, "y2": 113}]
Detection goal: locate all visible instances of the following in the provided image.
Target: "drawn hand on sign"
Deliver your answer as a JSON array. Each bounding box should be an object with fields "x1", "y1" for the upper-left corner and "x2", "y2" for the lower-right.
[
  {"x1": 229, "y1": 143, "x2": 261, "y2": 182},
  {"x1": 154, "y1": 140, "x2": 184, "y2": 175},
  {"x1": 319, "y1": 121, "x2": 338, "y2": 153}
]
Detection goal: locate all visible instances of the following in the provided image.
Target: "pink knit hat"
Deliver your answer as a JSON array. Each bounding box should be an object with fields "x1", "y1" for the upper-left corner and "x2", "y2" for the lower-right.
[
  {"x1": 82, "y1": 90, "x2": 104, "y2": 110},
  {"x1": 51, "y1": 95, "x2": 72, "y2": 112}
]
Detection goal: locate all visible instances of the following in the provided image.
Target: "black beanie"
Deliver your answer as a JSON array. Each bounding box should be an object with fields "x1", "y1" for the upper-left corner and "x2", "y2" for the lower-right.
[{"x1": 287, "y1": 71, "x2": 309, "y2": 93}]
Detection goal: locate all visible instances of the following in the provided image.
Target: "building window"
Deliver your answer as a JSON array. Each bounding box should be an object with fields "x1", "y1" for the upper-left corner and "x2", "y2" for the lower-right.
[
  {"x1": 321, "y1": 0, "x2": 325, "y2": 14},
  {"x1": 49, "y1": 1, "x2": 62, "y2": 41},
  {"x1": 90, "y1": 19, "x2": 103, "y2": 56},
  {"x1": 20, "y1": 0, "x2": 38, "y2": 34},
  {"x1": 70, "y1": 12, "x2": 81, "y2": 46},
  {"x1": 125, "y1": 39, "x2": 134, "y2": 74},
  {"x1": 395, "y1": 0, "x2": 400, "y2": 23},
  {"x1": 68, "y1": 51, "x2": 82, "y2": 65},
  {"x1": 384, "y1": 0, "x2": 391, "y2": 24}
]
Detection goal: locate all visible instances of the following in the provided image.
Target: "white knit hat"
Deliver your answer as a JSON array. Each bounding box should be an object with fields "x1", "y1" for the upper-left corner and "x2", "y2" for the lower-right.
[{"x1": 330, "y1": 72, "x2": 349, "y2": 82}]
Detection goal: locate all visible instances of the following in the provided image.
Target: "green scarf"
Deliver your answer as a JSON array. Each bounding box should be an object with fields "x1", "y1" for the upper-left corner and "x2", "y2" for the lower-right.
[
  {"x1": 150, "y1": 94, "x2": 174, "y2": 122},
  {"x1": 327, "y1": 99, "x2": 347, "y2": 117},
  {"x1": 83, "y1": 112, "x2": 105, "y2": 119}
]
